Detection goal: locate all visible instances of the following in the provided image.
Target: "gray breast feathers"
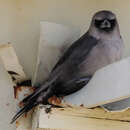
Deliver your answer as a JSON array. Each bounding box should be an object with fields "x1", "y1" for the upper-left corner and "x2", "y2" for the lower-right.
[{"x1": 79, "y1": 38, "x2": 124, "y2": 76}]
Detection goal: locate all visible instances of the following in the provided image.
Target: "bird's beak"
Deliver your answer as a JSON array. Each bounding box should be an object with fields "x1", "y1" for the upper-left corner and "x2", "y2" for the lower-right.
[{"x1": 100, "y1": 19, "x2": 111, "y2": 29}]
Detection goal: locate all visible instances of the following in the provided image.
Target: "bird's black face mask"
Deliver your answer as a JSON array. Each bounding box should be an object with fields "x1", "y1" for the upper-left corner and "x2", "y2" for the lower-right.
[{"x1": 94, "y1": 18, "x2": 116, "y2": 32}]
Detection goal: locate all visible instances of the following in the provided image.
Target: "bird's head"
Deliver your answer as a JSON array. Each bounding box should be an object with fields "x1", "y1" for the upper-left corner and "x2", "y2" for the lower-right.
[{"x1": 89, "y1": 10, "x2": 120, "y2": 37}]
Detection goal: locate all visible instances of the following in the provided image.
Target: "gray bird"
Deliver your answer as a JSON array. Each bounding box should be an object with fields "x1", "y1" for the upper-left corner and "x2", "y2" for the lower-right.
[{"x1": 11, "y1": 10, "x2": 124, "y2": 123}]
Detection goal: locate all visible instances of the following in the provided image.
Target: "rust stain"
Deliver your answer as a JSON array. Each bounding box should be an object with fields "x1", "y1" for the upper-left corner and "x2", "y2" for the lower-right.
[
  {"x1": 13, "y1": 86, "x2": 17, "y2": 99},
  {"x1": 13, "y1": 86, "x2": 35, "y2": 99},
  {"x1": 6, "y1": 103, "x2": 10, "y2": 106},
  {"x1": 80, "y1": 104, "x2": 84, "y2": 107},
  {"x1": 24, "y1": 110, "x2": 34, "y2": 118},
  {"x1": 16, "y1": 121, "x2": 20, "y2": 128},
  {"x1": 18, "y1": 101, "x2": 24, "y2": 108},
  {"x1": 29, "y1": 87, "x2": 35, "y2": 93},
  {"x1": 48, "y1": 96, "x2": 62, "y2": 105},
  {"x1": 24, "y1": 94, "x2": 29, "y2": 97},
  {"x1": 13, "y1": 86, "x2": 22, "y2": 99},
  {"x1": 24, "y1": 113, "x2": 28, "y2": 118},
  {"x1": 17, "y1": 87, "x2": 22, "y2": 91}
]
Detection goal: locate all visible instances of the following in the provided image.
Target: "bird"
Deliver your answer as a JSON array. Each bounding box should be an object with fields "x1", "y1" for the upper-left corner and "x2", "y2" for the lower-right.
[{"x1": 11, "y1": 10, "x2": 124, "y2": 123}]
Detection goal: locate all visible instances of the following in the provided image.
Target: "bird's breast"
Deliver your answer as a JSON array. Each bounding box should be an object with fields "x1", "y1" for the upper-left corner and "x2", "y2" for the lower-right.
[{"x1": 79, "y1": 38, "x2": 124, "y2": 76}]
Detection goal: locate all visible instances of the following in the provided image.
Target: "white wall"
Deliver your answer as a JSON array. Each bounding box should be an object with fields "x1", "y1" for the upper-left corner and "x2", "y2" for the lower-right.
[
  {"x1": 0, "y1": 0, "x2": 17, "y2": 43},
  {"x1": 0, "y1": 0, "x2": 130, "y2": 78}
]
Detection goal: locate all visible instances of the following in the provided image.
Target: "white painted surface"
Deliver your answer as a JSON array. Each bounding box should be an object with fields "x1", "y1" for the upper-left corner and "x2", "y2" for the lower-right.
[
  {"x1": 64, "y1": 57, "x2": 130, "y2": 108},
  {"x1": 0, "y1": 60, "x2": 16, "y2": 130},
  {"x1": 32, "y1": 22, "x2": 80, "y2": 86}
]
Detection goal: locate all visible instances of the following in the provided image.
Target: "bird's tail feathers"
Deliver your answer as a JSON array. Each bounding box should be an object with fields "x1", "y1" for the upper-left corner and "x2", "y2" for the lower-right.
[
  {"x1": 10, "y1": 100, "x2": 37, "y2": 124},
  {"x1": 11, "y1": 76, "x2": 58, "y2": 124},
  {"x1": 25, "y1": 75, "x2": 58, "y2": 103}
]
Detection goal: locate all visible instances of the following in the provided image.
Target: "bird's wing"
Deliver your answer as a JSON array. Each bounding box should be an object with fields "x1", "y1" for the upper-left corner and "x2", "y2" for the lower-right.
[
  {"x1": 33, "y1": 33, "x2": 99, "y2": 98},
  {"x1": 52, "y1": 32, "x2": 98, "y2": 72},
  {"x1": 50, "y1": 33, "x2": 99, "y2": 96},
  {"x1": 22, "y1": 33, "x2": 98, "y2": 103},
  {"x1": 55, "y1": 75, "x2": 92, "y2": 96}
]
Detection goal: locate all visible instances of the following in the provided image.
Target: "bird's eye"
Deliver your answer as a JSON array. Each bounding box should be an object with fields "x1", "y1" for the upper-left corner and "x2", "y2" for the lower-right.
[
  {"x1": 94, "y1": 19, "x2": 104, "y2": 28},
  {"x1": 95, "y1": 20, "x2": 103, "y2": 24}
]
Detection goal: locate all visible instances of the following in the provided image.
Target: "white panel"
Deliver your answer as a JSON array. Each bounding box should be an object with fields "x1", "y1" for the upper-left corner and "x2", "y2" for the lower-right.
[{"x1": 32, "y1": 22, "x2": 80, "y2": 86}]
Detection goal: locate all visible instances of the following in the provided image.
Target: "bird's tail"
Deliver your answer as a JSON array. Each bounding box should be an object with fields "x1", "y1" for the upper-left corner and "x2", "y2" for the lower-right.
[
  {"x1": 10, "y1": 99, "x2": 38, "y2": 124},
  {"x1": 11, "y1": 76, "x2": 57, "y2": 124}
]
